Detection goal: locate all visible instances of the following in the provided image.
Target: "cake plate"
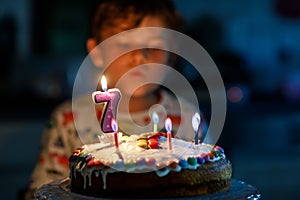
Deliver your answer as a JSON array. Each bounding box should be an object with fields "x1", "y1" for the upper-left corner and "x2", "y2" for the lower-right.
[{"x1": 35, "y1": 178, "x2": 261, "y2": 200}]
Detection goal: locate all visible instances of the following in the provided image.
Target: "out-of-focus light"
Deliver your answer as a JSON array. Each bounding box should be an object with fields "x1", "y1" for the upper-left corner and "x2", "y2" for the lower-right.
[
  {"x1": 227, "y1": 86, "x2": 244, "y2": 103},
  {"x1": 282, "y1": 73, "x2": 300, "y2": 102}
]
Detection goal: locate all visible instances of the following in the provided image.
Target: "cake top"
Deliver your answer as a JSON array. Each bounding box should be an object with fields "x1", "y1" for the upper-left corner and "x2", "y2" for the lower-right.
[{"x1": 69, "y1": 132, "x2": 226, "y2": 175}]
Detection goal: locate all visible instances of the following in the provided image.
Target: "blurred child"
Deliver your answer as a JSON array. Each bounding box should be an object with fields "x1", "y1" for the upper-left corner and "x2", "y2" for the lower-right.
[{"x1": 24, "y1": 0, "x2": 206, "y2": 199}]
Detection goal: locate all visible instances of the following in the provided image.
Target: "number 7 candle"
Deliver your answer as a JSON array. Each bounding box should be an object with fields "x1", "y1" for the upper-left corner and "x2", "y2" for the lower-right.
[{"x1": 92, "y1": 76, "x2": 121, "y2": 133}]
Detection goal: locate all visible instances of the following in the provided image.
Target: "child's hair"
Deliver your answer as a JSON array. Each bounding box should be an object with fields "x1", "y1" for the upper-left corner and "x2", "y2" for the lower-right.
[{"x1": 89, "y1": 0, "x2": 184, "y2": 42}]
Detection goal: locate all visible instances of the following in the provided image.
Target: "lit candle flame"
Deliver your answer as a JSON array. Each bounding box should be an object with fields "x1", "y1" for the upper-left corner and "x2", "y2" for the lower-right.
[
  {"x1": 111, "y1": 118, "x2": 118, "y2": 132},
  {"x1": 152, "y1": 112, "x2": 159, "y2": 124},
  {"x1": 192, "y1": 112, "x2": 201, "y2": 132},
  {"x1": 165, "y1": 117, "x2": 172, "y2": 132},
  {"x1": 101, "y1": 75, "x2": 107, "y2": 92}
]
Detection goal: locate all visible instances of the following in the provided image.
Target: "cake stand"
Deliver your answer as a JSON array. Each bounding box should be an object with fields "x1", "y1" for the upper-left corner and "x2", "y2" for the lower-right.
[{"x1": 35, "y1": 178, "x2": 261, "y2": 200}]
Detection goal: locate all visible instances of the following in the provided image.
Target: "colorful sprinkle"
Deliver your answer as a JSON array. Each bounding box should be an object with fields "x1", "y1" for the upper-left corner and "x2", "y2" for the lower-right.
[
  {"x1": 214, "y1": 146, "x2": 224, "y2": 154},
  {"x1": 148, "y1": 138, "x2": 159, "y2": 149},
  {"x1": 78, "y1": 152, "x2": 85, "y2": 157},
  {"x1": 187, "y1": 157, "x2": 197, "y2": 166},
  {"x1": 136, "y1": 158, "x2": 146, "y2": 166},
  {"x1": 94, "y1": 159, "x2": 104, "y2": 168},
  {"x1": 124, "y1": 160, "x2": 135, "y2": 168},
  {"x1": 167, "y1": 160, "x2": 178, "y2": 169},
  {"x1": 84, "y1": 154, "x2": 93, "y2": 162},
  {"x1": 207, "y1": 152, "x2": 215, "y2": 159},
  {"x1": 200, "y1": 153, "x2": 210, "y2": 161},
  {"x1": 122, "y1": 135, "x2": 129, "y2": 141},
  {"x1": 145, "y1": 157, "x2": 156, "y2": 167},
  {"x1": 114, "y1": 160, "x2": 125, "y2": 170},
  {"x1": 73, "y1": 150, "x2": 81, "y2": 154},
  {"x1": 161, "y1": 132, "x2": 167, "y2": 137},
  {"x1": 212, "y1": 149, "x2": 221, "y2": 157},
  {"x1": 156, "y1": 162, "x2": 167, "y2": 169},
  {"x1": 138, "y1": 139, "x2": 148, "y2": 148},
  {"x1": 178, "y1": 159, "x2": 188, "y2": 168},
  {"x1": 196, "y1": 157, "x2": 205, "y2": 164},
  {"x1": 87, "y1": 159, "x2": 95, "y2": 167}
]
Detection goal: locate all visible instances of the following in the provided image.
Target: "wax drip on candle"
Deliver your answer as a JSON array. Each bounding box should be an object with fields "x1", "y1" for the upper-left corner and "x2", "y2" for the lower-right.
[
  {"x1": 165, "y1": 117, "x2": 172, "y2": 151},
  {"x1": 192, "y1": 112, "x2": 201, "y2": 145},
  {"x1": 111, "y1": 118, "x2": 119, "y2": 149},
  {"x1": 152, "y1": 112, "x2": 159, "y2": 132}
]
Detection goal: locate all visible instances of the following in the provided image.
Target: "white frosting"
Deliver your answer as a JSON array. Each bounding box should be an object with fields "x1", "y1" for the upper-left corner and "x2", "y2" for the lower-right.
[{"x1": 72, "y1": 135, "x2": 225, "y2": 190}]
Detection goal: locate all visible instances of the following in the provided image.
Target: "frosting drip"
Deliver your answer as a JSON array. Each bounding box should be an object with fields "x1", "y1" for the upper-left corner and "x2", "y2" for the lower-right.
[{"x1": 70, "y1": 133, "x2": 226, "y2": 190}]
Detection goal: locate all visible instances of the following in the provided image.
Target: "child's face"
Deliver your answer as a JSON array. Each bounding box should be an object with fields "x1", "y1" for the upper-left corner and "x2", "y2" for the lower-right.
[{"x1": 99, "y1": 15, "x2": 170, "y2": 98}]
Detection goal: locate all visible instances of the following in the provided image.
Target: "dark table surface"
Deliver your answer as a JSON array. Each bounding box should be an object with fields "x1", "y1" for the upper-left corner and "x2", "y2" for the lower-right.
[{"x1": 35, "y1": 178, "x2": 261, "y2": 200}]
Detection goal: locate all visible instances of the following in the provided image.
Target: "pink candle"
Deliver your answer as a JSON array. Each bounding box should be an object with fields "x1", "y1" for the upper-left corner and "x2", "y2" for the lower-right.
[
  {"x1": 92, "y1": 76, "x2": 121, "y2": 133},
  {"x1": 111, "y1": 118, "x2": 119, "y2": 149},
  {"x1": 165, "y1": 117, "x2": 172, "y2": 151}
]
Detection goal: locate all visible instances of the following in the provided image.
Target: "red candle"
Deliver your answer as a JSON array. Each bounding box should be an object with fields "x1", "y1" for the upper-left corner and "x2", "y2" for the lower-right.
[
  {"x1": 165, "y1": 117, "x2": 172, "y2": 151},
  {"x1": 111, "y1": 118, "x2": 119, "y2": 149},
  {"x1": 92, "y1": 76, "x2": 121, "y2": 133}
]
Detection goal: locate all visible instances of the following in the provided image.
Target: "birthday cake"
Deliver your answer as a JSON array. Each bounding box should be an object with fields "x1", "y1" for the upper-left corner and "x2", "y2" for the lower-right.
[{"x1": 69, "y1": 132, "x2": 232, "y2": 198}]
